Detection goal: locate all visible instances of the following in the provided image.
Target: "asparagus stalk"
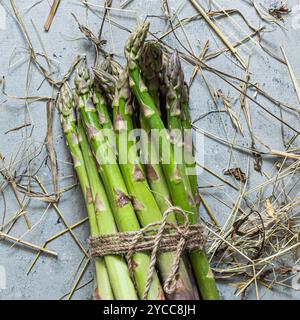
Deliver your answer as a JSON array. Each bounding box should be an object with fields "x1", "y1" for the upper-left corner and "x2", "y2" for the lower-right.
[
  {"x1": 180, "y1": 82, "x2": 201, "y2": 207},
  {"x1": 163, "y1": 51, "x2": 205, "y2": 300},
  {"x1": 180, "y1": 82, "x2": 219, "y2": 301},
  {"x1": 125, "y1": 22, "x2": 220, "y2": 300},
  {"x1": 139, "y1": 44, "x2": 176, "y2": 216},
  {"x1": 57, "y1": 85, "x2": 113, "y2": 300},
  {"x1": 93, "y1": 58, "x2": 119, "y2": 126},
  {"x1": 163, "y1": 50, "x2": 197, "y2": 224},
  {"x1": 77, "y1": 120, "x2": 138, "y2": 300},
  {"x1": 139, "y1": 115, "x2": 175, "y2": 217},
  {"x1": 75, "y1": 61, "x2": 164, "y2": 300},
  {"x1": 165, "y1": 55, "x2": 220, "y2": 299},
  {"x1": 98, "y1": 64, "x2": 195, "y2": 299},
  {"x1": 92, "y1": 86, "x2": 113, "y2": 130}
]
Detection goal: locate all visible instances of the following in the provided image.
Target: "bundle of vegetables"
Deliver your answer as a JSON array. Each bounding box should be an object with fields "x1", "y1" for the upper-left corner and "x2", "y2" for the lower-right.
[{"x1": 57, "y1": 22, "x2": 220, "y2": 300}]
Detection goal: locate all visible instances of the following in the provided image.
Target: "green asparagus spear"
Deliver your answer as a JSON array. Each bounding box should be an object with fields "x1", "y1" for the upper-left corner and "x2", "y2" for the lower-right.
[
  {"x1": 180, "y1": 82, "x2": 200, "y2": 207},
  {"x1": 163, "y1": 50, "x2": 198, "y2": 223}
]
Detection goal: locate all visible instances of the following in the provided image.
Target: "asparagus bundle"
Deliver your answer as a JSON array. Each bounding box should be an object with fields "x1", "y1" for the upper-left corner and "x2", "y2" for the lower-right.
[
  {"x1": 57, "y1": 22, "x2": 220, "y2": 301},
  {"x1": 124, "y1": 22, "x2": 220, "y2": 300}
]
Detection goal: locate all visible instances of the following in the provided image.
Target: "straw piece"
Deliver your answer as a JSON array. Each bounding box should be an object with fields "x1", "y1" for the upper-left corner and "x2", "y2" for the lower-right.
[
  {"x1": 188, "y1": 0, "x2": 247, "y2": 69},
  {"x1": 0, "y1": 231, "x2": 57, "y2": 256},
  {"x1": 280, "y1": 46, "x2": 300, "y2": 103},
  {"x1": 44, "y1": 0, "x2": 60, "y2": 32}
]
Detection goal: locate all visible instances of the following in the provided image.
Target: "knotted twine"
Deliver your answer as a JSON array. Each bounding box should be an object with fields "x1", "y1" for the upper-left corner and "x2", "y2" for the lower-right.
[{"x1": 88, "y1": 206, "x2": 205, "y2": 300}]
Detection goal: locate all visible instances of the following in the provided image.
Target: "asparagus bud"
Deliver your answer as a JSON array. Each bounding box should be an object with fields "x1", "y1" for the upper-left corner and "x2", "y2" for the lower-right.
[
  {"x1": 164, "y1": 50, "x2": 184, "y2": 117},
  {"x1": 125, "y1": 21, "x2": 150, "y2": 70}
]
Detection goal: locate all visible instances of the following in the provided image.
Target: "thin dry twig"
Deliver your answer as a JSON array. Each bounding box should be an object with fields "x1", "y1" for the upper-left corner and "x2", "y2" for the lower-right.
[
  {"x1": 27, "y1": 217, "x2": 88, "y2": 274},
  {"x1": 280, "y1": 46, "x2": 300, "y2": 104},
  {"x1": 46, "y1": 101, "x2": 59, "y2": 202},
  {"x1": 44, "y1": 0, "x2": 61, "y2": 32},
  {"x1": 0, "y1": 231, "x2": 57, "y2": 256},
  {"x1": 215, "y1": 89, "x2": 243, "y2": 134},
  {"x1": 0, "y1": 155, "x2": 31, "y2": 229},
  {"x1": 34, "y1": 176, "x2": 88, "y2": 258}
]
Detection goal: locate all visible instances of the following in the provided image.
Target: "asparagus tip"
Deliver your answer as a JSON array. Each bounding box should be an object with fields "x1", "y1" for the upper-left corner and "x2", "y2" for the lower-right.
[
  {"x1": 125, "y1": 21, "x2": 150, "y2": 63},
  {"x1": 58, "y1": 83, "x2": 74, "y2": 116},
  {"x1": 75, "y1": 59, "x2": 91, "y2": 96},
  {"x1": 101, "y1": 56, "x2": 123, "y2": 77},
  {"x1": 163, "y1": 51, "x2": 184, "y2": 115},
  {"x1": 166, "y1": 50, "x2": 184, "y2": 89},
  {"x1": 140, "y1": 41, "x2": 163, "y2": 81},
  {"x1": 181, "y1": 82, "x2": 189, "y2": 104}
]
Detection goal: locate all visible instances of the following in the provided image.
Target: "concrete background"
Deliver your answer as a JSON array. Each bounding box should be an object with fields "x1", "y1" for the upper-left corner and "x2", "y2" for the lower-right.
[{"x1": 0, "y1": 0, "x2": 299, "y2": 300}]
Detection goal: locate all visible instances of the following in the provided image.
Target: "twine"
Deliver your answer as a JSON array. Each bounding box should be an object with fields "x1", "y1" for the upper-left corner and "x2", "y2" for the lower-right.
[{"x1": 88, "y1": 206, "x2": 205, "y2": 300}]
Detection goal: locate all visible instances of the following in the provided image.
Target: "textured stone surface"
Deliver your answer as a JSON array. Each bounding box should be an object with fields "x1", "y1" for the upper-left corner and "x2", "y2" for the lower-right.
[{"x1": 0, "y1": 0, "x2": 299, "y2": 300}]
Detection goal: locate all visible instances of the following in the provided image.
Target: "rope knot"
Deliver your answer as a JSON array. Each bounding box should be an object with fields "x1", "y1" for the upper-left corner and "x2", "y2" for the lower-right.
[{"x1": 88, "y1": 206, "x2": 205, "y2": 299}]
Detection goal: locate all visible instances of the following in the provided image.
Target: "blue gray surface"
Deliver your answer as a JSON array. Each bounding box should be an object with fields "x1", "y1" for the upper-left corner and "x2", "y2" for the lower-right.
[{"x1": 0, "y1": 0, "x2": 300, "y2": 300}]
